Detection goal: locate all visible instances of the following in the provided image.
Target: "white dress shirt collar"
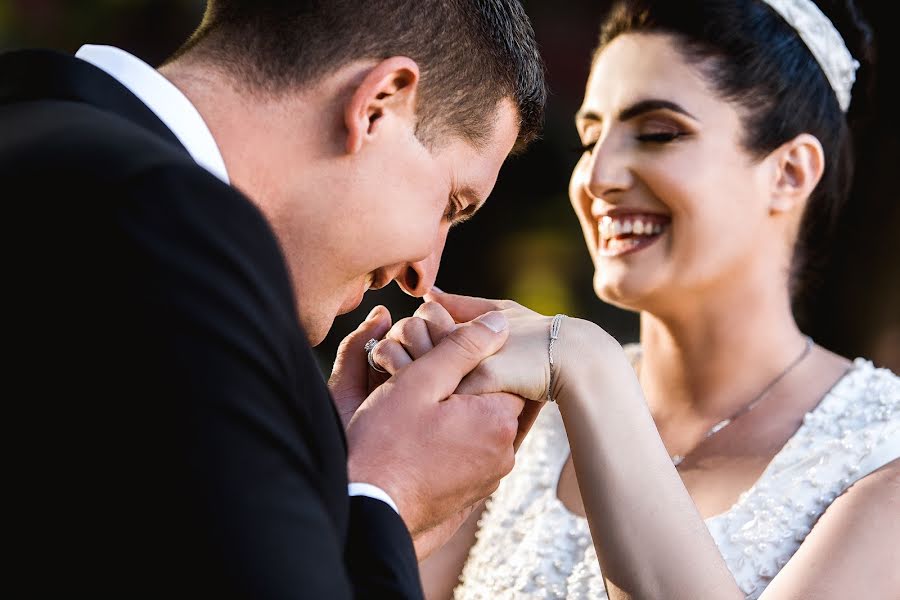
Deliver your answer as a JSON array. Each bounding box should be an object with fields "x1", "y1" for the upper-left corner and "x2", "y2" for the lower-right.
[{"x1": 75, "y1": 44, "x2": 230, "y2": 185}]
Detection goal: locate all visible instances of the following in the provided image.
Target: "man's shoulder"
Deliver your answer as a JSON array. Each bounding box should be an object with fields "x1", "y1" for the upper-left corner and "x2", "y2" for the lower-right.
[
  {"x1": 0, "y1": 94, "x2": 264, "y2": 240},
  {"x1": 0, "y1": 96, "x2": 196, "y2": 185}
]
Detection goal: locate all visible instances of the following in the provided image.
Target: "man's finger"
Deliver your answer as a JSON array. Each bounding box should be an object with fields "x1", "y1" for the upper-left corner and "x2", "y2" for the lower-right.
[
  {"x1": 329, "y1": 305, "x2": 392, "y2": 392},
  {"x1": 513, "y1": 401, "x2": 543, "y2": 451},
  {"x1": 424, "y1": 288, "x2": 507, "y2": 323},
  {"x1": 393, "y1": 311, "x2": 509, "y2": 401}
]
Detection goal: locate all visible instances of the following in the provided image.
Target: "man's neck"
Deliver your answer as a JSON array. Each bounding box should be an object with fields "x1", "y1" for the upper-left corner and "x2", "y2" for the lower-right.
[{"x1": 159, "y1": 59, "x2": 346, "y2": 345}]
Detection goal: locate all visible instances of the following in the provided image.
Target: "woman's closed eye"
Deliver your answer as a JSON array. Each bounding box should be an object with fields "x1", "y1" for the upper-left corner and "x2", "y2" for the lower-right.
[
  {"x1": 574, "y1": 126, "x2": 688, "y2": 154},
  {"x1": 637, "y1": 131, "x2": 686, "y2": 143},
  {"x1": 636, "y1": 120, "x2": 689, "y2": 143}
]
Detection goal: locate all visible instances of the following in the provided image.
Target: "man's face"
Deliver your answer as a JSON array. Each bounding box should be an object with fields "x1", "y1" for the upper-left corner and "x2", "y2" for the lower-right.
[{"x1": 291, "y1": 98, "x2": 520, "y2": 344}]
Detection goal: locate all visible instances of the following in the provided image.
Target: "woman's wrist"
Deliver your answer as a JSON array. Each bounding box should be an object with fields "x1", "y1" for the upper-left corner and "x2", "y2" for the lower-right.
[{"x1": 552, "y1": 318, "x2": 628, "y2": 406}]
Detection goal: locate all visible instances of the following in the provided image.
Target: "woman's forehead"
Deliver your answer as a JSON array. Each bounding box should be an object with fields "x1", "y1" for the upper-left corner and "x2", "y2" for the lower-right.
[{"x1": 583, "y1": 33, "x2": 727, "y2": 122}]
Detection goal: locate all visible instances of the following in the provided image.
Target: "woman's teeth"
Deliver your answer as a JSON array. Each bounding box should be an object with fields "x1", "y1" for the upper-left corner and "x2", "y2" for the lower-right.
[
  {"x1": 597, "y1": 215, "x2": 669, "y2": 256},
  {"x1": 598, "y1": 216, "x2": 666, "y2": 240}
]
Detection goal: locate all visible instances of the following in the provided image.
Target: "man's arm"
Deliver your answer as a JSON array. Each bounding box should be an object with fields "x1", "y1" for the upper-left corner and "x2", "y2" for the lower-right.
[
  {"x1": 347, "y1": 496, "x2": 425, "y2": 598},
  {"x1": 114, "y1": 163, "x2": 371, "y2": 596}
]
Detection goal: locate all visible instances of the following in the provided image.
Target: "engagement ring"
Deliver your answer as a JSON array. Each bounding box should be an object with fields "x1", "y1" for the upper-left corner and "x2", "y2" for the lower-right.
[{"x1": 364, "y1": 338, "x2": 388, "y2": 373}]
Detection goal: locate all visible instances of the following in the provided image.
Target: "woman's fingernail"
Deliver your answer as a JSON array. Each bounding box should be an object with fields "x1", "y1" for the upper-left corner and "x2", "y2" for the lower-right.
[
  {"x1": 366, "y1": 305, "x2": 383, "y2": 321},
  {"x1": 430, "y1": 285, "x2": 444, "y2": 294},
  {"x1": 477, "y1": 311, "x2": 507, "y2": 333}
]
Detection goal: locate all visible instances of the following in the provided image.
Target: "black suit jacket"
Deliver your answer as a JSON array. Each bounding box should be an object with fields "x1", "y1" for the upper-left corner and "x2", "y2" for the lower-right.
[{"x1": 1, "y1": 49, "x2": 423, "y2": 599}]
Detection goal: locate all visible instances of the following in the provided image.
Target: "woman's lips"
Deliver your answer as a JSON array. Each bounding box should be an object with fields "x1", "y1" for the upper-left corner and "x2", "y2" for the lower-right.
[{"x1": 597, "y1": 213, "x2": 670, "y2": 258}]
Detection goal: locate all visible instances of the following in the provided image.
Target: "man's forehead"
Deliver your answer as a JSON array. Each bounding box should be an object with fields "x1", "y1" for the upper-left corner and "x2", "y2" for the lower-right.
[{"x1": 450, "y1": 100, "x2": 521, "y2": 195}]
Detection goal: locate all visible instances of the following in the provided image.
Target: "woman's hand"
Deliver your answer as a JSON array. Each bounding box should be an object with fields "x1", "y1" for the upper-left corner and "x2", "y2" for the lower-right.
[
  {"x1": 368, "y1": 301, "x2": 458, "y2": 374},
  {"x1": 424, "y1": 288, "x2": 623, "y2": 405},
  {"x1": 371, "y1": 299, "x2": 544, "y2": 449}
]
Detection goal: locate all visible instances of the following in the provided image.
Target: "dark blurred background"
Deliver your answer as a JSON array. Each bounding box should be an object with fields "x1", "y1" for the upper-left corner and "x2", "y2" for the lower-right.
[{"x1": 3, "y1": 0, "x2": 896, "y2": 372}]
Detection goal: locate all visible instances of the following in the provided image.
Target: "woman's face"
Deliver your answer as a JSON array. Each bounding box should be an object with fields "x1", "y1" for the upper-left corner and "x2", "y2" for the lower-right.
[{"x1": 570, "y1": 33, "x2": 779, "y2": 313}]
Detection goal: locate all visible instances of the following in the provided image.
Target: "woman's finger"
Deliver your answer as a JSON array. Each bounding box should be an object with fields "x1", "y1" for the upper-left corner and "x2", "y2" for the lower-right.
[
  {"x1": 414, "y1": 301, "x2": 457, "y2": 345},
  {"x1": 424, "y1": 288, "x2": 514, "y2": 323},
  {"x1": 370, "y1": 338, "x2": 414, "y2": 375},
  {"x1": 386, "y1": 316, "x2": 435, "y2": 360}
]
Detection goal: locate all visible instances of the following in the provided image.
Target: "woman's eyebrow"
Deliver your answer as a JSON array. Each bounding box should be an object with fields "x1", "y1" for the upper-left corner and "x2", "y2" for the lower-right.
[{"x1": 576, "y1": 98, "x2": 699, "y2": 126}]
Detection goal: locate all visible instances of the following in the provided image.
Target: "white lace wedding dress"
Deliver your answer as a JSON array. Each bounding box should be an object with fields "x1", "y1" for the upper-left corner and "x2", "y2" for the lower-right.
[{"x1": 455, "y1": 355, "x2": 899, "y2": 599}]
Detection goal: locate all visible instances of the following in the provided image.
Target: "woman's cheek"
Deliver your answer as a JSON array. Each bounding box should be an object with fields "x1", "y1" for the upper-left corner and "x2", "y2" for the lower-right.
[{"x1": 569, "y1": 154, "x2": 591, "y2": 212}]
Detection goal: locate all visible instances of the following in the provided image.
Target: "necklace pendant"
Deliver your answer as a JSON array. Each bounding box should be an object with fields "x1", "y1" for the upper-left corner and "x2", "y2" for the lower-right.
[
  {"x1": 672, "y1": 454, "x2": 685, "y2": 467},
  {"x1": 708, "y1": 418, "x2": 731, "y2": 436}
]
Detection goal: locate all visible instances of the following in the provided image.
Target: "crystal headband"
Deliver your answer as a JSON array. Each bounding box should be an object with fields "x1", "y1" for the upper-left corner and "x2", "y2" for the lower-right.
[{"x1": 761, "y1": 0, "x2": 859, "y2": 112}]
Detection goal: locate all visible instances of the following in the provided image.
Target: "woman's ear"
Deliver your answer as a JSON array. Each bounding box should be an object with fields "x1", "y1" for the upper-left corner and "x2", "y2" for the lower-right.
[
  {"x1": 343, "y1": 57, "x2": 420, "y2": 155},
  {"x1": 768, "y1": 133, "x2": 825, "y2": 214}
]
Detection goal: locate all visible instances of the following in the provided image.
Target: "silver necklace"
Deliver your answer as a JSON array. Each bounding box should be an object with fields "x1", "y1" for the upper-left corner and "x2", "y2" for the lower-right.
[{"x1": 671, "y1": 336, "x2": 814, "y2": 467}]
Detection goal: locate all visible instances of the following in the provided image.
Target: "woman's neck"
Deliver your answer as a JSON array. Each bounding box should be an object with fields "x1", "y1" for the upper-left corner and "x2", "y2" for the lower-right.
[{"x1": 637, "y1": 277, "x2": 806, "y2": 424}]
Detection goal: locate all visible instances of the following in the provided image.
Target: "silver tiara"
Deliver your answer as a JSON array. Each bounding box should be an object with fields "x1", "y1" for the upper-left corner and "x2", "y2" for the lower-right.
[{"x1": 761, "y1": 0, "x2": 860, "y2": 112}]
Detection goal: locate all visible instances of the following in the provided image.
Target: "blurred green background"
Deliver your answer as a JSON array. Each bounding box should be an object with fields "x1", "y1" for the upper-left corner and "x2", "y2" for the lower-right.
[{"x1": 4, "y1": 0, "x2": 897, "y2": 371}]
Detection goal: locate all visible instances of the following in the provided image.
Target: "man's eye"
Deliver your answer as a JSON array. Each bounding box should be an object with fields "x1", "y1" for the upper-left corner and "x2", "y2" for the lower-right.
[{"x1": 444, "y1": 198, "x2": 462, "y2": 221}]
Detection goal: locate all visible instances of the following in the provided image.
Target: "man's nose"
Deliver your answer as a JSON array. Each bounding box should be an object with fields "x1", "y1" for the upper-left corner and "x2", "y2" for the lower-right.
[{"x1": 396, "y1": 230, "x2": 448, "y2": 297}]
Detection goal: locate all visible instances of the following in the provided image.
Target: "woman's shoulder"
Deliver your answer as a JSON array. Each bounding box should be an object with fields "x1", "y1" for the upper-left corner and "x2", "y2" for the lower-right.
[
  {"x1": 822, "y1": 357, "x2": 898, "y2": 420},
  {"x1": 622, "y1": 342, "x2": 642, "y2": 373},
  {"x1": 852, "y1": 356, "x2": 899, "y2": 389},
  {"x1": 786, "y1": 357, "x2": 899, "y2": 482}
]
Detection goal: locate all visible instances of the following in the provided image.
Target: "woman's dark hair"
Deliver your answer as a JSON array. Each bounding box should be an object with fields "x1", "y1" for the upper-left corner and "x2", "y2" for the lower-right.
[{"x1": 596, "y1": 0, "x2": 876, "y2": 315}]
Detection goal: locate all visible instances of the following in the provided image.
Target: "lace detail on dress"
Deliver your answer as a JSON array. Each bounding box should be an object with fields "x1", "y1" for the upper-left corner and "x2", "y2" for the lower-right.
[{"x1": 455, "y1": 358, "x2": 899, "y2": 599}]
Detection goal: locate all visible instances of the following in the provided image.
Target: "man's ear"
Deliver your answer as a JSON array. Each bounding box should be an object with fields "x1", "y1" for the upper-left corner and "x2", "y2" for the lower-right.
[
  {"x1": 768, "y1": 133, "x2": 825, "y2": 215},
  {"x1": 344, "y1": 57, "x2": 420, "y2": 155}
]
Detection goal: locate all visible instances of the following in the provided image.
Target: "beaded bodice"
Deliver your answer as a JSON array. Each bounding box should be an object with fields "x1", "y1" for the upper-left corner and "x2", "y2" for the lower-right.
[{"x1": 455, "y1": 358, "x2": 899, "y2": 599}]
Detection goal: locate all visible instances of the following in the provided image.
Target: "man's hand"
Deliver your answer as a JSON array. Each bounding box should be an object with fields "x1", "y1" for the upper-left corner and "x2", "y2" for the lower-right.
[
  {"x1": 327, "y1": 305, "x2": 393, "y2": 429},
  {"x1": 370, "y1": 301, "x2": 542, "y2": 558},
  {"x1": 345, "y1": 310, "x2": 525, "y2": 538}
]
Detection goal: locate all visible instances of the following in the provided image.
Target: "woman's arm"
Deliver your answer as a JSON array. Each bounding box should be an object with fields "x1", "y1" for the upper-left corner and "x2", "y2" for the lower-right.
[
  {"x1": 427, "y1": 290, "x2": 899, "y2": 599},
  {"x1": 428, "y1": 290, "x2": 743, "y2": 599},
  {"x1": 418, "y1": 502, "x2": 487, "y2": 600},
  {"x1": 555, "y1": 321, "x2": 899, "y2": 599},
  {"x1": 555, "y1": 320, "x2": 743, "y2": 600}
]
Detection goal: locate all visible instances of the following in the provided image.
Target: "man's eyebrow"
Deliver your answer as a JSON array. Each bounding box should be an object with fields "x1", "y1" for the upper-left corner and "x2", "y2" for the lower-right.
[{"x1": 576, "y1": 99, "x2": 699, "y2": 125}]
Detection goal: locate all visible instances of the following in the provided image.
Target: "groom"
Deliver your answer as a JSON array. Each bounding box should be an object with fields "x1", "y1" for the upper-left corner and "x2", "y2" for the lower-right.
[{"x1": 1, "y1": 0, "x2": 545, "y2": 597}]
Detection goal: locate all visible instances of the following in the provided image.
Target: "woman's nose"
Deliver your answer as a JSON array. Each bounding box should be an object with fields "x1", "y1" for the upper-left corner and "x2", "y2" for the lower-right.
[{"x1": 585, "y1": 134, "x2": 632, "y2": 199}]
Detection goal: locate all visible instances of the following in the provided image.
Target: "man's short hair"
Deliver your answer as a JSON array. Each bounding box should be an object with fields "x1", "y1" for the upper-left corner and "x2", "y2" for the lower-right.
[{"x1": 173, "y1": 0, "x2": 546, "y2": 151}]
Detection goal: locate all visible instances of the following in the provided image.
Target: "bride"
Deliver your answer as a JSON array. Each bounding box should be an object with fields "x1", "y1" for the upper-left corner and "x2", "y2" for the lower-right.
[{"x1": 371, "y1": 0, "x2": 899, "y2": 597}]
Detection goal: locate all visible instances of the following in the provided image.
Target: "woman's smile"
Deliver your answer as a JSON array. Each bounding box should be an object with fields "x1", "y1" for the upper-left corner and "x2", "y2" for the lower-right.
[{"x1": 597, "y1": 212, "x2": 671, "y2": 257}]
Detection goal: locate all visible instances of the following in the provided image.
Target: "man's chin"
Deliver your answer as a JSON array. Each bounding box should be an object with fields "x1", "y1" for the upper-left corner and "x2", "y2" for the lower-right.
[
  {"x1": 306, "y1": 320, "x2": 333, "y2": 347},
  {"x1": 337, "y1": 281, "x2": 368, "y2": 316},
  {"x1": 300, "y1": 283, "x2": 367, "y2": 346},
  {"x1": 296, "y1": 302, "x2": 336, "y2": 347}
]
